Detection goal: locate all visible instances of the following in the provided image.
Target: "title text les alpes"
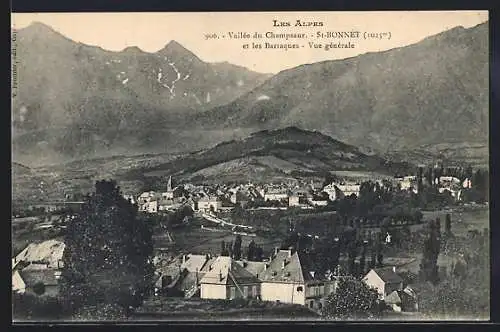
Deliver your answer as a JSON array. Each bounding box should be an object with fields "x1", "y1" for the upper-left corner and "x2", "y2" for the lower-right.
[{"x1": 273, "y1": 19, "x2": 324, "y2": 27}]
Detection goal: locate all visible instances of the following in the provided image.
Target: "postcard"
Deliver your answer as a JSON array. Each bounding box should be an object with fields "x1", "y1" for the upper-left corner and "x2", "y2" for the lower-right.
[{"x1": 11, "y1": 11, "x2": 489, "y2": 322}]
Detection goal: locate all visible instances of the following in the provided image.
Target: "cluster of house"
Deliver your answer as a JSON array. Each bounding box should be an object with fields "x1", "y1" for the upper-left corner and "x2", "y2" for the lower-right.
[
  {"x1": 127, "y1": 177, "x2": 368, "y2": 215},
  {"x1": 11, "y1": 239, "x2": 65, "y2": 297},
  {"x1": 10, "y1": 239, "x2": 418, "y2": 314},
  {"x1": 153, "y1": 248, "x2": 418, "y2": 313},
  {"x1": 395, "y1": 175, "x2": 472, "y2": 200}
]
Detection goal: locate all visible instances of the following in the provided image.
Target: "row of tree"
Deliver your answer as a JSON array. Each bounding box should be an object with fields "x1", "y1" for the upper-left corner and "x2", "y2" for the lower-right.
[{"x1": 220, "y1": 236, "x2": 265, "y2": 262}]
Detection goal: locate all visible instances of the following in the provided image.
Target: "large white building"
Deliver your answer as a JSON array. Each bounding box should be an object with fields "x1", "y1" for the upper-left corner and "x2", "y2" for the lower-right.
[
  {"x1": 197, "y1": 196, "x2": 223, "y2": 213},
  {"x1": 200, "y1": 256, "x2": 261, "y2": 300},
  {"x1": 258, "y1": 249, "x2": 337, "y2": 310},
  {"x1": 264, "y1": 190, "x2": 289, "y2": 202},
  {"x1": 322, "y1": 182, "x2": 361, "y2": 201}
]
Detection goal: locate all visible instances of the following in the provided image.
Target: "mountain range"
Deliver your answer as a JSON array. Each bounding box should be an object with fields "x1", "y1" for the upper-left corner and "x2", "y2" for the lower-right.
[
  {"x1": 12, "y1": 22, "x2": 271, "y2": 164},
  {"x1": 12, "y1": 21, "x2": 489, "y2": 167},
  {"x1": 193, "y1": 23, "x2": 489, "y2": 154}
]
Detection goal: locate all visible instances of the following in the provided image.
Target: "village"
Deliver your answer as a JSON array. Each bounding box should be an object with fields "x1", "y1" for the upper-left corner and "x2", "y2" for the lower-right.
[{"x1": 11, "y1": 163, "x2": 489, "y2": 319}]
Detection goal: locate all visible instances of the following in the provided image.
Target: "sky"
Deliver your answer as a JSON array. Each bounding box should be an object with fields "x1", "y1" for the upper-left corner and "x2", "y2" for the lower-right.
[{"x1": 11, "y1": 11, "x2": 488, "y2": 74}]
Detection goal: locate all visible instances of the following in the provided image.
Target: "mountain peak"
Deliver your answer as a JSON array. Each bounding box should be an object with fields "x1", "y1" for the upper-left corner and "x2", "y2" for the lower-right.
[
  {"x1": 17, "y1": 21, "x2": 66, "y2": 39},
  {"x1": 21, "y1": 21, "x2": 56, "y2": 32},
  {"x1": 156, "y1": 40, "x2": 202, "y2": 62}
]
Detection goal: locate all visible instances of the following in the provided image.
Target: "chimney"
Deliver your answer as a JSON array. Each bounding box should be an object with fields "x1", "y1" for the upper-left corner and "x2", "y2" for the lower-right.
[
  {"x1": 392, "y1": 266, "x2": 396, "y2": 273},
  {"x1": 182, "y1": 255, "x2": 187, "y2": 264},
  {"x1": 264, "y1": 263, "x2": 269, "y2": 271},
  {"x1": 274, "y1": 247, "x2": 279, "y2": 256}
]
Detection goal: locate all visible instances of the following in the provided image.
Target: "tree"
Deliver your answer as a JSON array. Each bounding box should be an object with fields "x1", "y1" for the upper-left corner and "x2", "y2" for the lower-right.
[
  {"x1": 232, "y1": 235, "x2": 242, "y2": 260},
  {"x1": 60, "y1": 180, "x2": 154, "y2": 317},
  {"x1": 359, "y1": 243, "x2": 367, "y2": 277},
  {"x1": 445, "y1": 214, "x2": 452, "y2": 235},
  {"x1": 322, "y1": 276, "x2": 382, "y2": 320},
  {"x1": 221, "y1": 240, "x2": 229, "y2": 256},
  {"x1": 369, "y1": 247, "x2": 376, "y2": 269},
  {"x1": 419, "y1": 219, "x2": 441, "y2": 284},
  {"x1": 347, "y1": 242, "x2": 357, "y2": 276},
  {"x1": 247, "y1": 240, "x2": 256, "y2": 261},
  {"x1": 33, "y1": 282, "x2": 46, "y2": 295},
  {"x1": 251, "y1": 246, "x2": 262, "y2": 262}
]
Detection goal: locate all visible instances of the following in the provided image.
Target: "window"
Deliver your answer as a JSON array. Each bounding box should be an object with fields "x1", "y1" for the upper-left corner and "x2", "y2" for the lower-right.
[
  {"x1": 243, "y1": 286, "x2": 248, "y2": 298},
  {"x1": 297, "y1": 286, "x2": 303, "y2": 292},
  {"x1": 252, "y1": 285, "x2": 258, "y2": 297},
  {"x1": 315, "y1": 286, "x2": 320, "y2": 296},
  {"x1": 309, "y1": 301, "x2": 314, "y2": 308},
  {"x1": 230, "y1": 287, "x2": 236, "y2": 299}
]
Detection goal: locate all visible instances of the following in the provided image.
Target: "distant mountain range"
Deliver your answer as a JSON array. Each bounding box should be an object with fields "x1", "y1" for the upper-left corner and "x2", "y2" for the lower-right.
[
  {"x1": 12, "y1": 21, "x2": 488, "y2": 167},
  {"x1": 12, "y1": 22, "x2": 271, "y2": 164},
  {"x1": 124, "y1": 126, "x2": 412, "y2": 185},
  {"x1": 193, "y1": 23, "x2": 488, "y2": 154}
]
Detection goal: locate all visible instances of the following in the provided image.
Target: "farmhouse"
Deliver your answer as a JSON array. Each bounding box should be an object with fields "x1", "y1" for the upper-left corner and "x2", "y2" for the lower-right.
[
  {"x1": 264, "y1": 188, "x2": 289, "y2": 202},
  {"x1": 362, "y1": 267, "x2": 403, "y2": 301},
  {"x1": 138, "y1": 191, "x2": 158, "y2": 205},
  {"x1": 12, "y1": 240, "x2": 65, "y2": 296},
  {"x1": 200, "y1": 256, "x2": 261, "y2": 300},
  {"x1": 322, "y1": 182, "x2": 360, "y2": 200},
  {"x1": 259, "y1": 249, "x2": 336, "y2": 310},
  {"x1": 198, "y1": 196, "x2": 223, "y2": 213}
]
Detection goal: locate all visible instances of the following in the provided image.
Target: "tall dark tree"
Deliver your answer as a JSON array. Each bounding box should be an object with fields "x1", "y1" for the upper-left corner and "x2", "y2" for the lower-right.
[
  {"x1": 369, "y1": 247, "x2": 376, "y2": 269},
  {"x1": 221, "y1": 240, "x2": 229, "y2": 256},
  {"x1": 255, "y1": 246, "x2": 264, "y2": 262},
  {"x1": 359, "y1": 243, "x2": 367, "y2": 277},
  {"x1": 247, "y1": 240, "x2": 256, "y2": 261},
  {"x1": 445, "y1": 213, "x2": 452, "y2": 235},
  {"x1": 417, "y1": 166, "x2": 424, "y2": 194},
  {"x1": 419, "y1": 219, "x2": 441, "y2": 284},
  {"x1": 60, "y1": 180, "x2": 154, "y2": 317},
  {"x1": 232, "y1": 235, "x2": 242, "y2": 260},
  {"x1": 347, "y1": 242, "x2": 357, "y2": 276}
]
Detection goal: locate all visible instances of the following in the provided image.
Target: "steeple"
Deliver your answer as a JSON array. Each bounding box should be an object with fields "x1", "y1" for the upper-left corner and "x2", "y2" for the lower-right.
[{"x1": 167, "y1": 176, "x2": 173, "y2": 192}]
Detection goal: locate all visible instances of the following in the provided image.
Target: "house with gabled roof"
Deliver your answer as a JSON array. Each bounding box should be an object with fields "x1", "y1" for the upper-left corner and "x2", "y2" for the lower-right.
[
  {"x1": 258, "y1": 249, "x2": 337, "y2": 309},
  {"x1": 200, "y1": 256, "x2": 261, "y2": 300},
  {"x1": 362, "y1": 266, "x2": 404, "y2": 300}
]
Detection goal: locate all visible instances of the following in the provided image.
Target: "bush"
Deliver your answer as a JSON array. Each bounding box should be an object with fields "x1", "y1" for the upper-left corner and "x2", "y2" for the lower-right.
[{"x1": 32, "y1": 282, "x2": 46, "y2": 295}]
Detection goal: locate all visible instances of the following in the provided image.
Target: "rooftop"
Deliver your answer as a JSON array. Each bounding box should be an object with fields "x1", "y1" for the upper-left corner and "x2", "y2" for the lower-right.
[
  {"x1": 371, "y1": 267, "x2": 404, "y2": 284},
  {"x1": 259, "y1": 250, "x2": 316, "y2": 284},
  {"x1": 200, "y1": 256, "x2": 260, "y2": 286}
]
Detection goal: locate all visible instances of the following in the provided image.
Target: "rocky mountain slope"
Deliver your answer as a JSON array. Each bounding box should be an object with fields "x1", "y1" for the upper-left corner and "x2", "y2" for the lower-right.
[
  {"x1": 12, "y1": 22, "x2": 271, "y2": 164},
  {"x1": 194, "y1": 22, "x2": 489, "y2": 155}
]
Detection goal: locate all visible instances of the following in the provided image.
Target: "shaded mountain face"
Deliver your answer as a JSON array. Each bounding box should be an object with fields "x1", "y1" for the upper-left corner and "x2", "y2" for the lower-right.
[
  {"x1": 125, "y1": 127, "x2": 412, "y2": 185},
  {"x1": 12, "y1": 22, "x2": 271, "y2": 164},
  {"x1": 194, "y1": 22, "x2": 489, "y2": 155}
]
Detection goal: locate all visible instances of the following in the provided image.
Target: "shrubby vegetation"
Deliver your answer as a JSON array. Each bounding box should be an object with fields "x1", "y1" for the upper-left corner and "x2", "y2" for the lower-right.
[{"x1": 322, "y1": 277, "x2": 382, "y2": 320}]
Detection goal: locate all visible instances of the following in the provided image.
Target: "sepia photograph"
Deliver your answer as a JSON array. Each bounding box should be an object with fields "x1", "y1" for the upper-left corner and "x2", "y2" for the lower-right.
[{"x1": 10, "y1": 11, "x2": 490, "y2": 322}]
